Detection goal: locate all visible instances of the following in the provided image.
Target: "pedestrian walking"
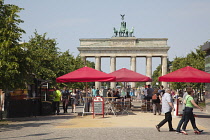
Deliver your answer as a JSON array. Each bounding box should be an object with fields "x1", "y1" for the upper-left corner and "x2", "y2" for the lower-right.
[
  {"x1": 156, "y1": 88, "x2": 175, "y2": 132},
  {"x1": 176, "y1": 88, "x2": 203, "y2": 135},
  {"x1": 61, "y1": 86, "x2": 70, "y2": 113},
  {"x1": 71, "y1": 89, "x2": 78, "y2": 113},
  {"x1": 52, "y1": 86, "x2": 61, "y2": 115},
  {"x1": 152, "y1": 88, "x2": 161, "y2": 115},
  {"x1": 147, "y1": 85, "x2": 154, "y2": 101}
]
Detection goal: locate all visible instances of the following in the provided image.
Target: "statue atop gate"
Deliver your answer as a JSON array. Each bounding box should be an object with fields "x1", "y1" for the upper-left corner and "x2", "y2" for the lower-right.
[
  {"x1": 120, "y1": 14, "x2": 125, "y2": 20},
  {"x1": 113, "y1": 14, "x2": 134, "y2": 37}
]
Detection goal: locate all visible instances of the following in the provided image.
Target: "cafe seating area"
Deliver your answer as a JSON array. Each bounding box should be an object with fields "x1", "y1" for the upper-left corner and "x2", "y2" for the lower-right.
[{"x1": 82, "y1": 96, "x2": 153, "y2": 117}]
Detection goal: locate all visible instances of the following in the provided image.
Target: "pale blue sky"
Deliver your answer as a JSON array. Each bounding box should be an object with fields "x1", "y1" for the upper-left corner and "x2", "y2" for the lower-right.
[{"x1": 5, "y1": 0, "x2": 210, "y2": 75}]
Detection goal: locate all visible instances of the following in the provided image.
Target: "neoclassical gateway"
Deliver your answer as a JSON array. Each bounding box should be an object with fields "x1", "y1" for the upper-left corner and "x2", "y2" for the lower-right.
[{"x1": 77, "y1": 15, "x2": 170, "y2": 89}]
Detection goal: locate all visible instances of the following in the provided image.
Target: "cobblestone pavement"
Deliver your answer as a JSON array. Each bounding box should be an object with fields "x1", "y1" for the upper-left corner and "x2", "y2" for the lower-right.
[{"x1": 0, "y1": 103, "x2": 209, "y2": 140}]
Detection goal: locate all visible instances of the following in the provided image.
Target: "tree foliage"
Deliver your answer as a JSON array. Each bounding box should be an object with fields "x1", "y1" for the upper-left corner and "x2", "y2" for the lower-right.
[
  {"x1": 0, "y1": 0, "x2": 95, "y2": 90},
  {"x1": 24, "y1": 31, "x2": 59, "y2": 83},
  {"x1": 0, "y1": 1, "x2": 26, "y2": 89},
  {"x1": 55, "y1": 51, "x2": 95, "y2": 89},
  {"x1": 24, "y1": 31, "x2": 95, "y2": 89}
]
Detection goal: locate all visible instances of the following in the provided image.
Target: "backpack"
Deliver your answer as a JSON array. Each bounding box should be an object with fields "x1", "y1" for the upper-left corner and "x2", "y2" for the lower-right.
[{"x1": 152, "y1": 94, "x2": 157, "y2": 100}]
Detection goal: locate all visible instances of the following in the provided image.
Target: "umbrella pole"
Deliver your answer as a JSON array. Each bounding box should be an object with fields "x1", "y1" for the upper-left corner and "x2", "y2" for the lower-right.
[
  {"x1": 124, "y1": 82, "x2": 126, "y2": 97},
  {"x1": 83, "y1": 82, "x2": 90, "y2": 116},
  {"x1": 86, "y1": 82, "x2": 88, "y2": 97}
]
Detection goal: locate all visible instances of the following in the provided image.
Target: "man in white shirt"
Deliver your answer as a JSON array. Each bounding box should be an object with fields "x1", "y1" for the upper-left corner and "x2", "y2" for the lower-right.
[{"x1": 156, "y1": 88, "x2": 175, "y2": 132}]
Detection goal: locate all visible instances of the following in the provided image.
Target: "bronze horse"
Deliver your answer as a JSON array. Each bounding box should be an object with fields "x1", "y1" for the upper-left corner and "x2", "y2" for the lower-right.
[{"x1": 113, "y1": 27, "x2": 118, "y2": 37}]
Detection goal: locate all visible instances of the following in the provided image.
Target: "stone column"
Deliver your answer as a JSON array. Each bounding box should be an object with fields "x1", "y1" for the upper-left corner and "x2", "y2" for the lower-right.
[
  {"x1": 130, "y1": 56, "x2": 136, "y2": 88},
  {"x1": 161, "y1": 56, "x2": 168, "y2": 88},
  {"x1": 110, "y1": 56, "x2": 116, "y2": 89},
  {"x1": 95, "y1": 56, "x2": 101, "y2": 89},
  {"x1": 81, "y1": 56, "x2": 86, "y2": 65},
  {"x1": 146, "y1": 56, "x2": 152, "y2": 85}
]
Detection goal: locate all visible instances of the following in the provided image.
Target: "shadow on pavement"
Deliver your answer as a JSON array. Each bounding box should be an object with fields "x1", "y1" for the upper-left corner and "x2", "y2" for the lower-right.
[
  {"x1": 42, "y1": 137, "x2": 72, "y2": 140},
  {"x1": 0, "y1": 122, "x2": 51, "y2": 132},
  {"x1": 0, "y1": 132, "x2": 72, "y2": 140},
  {"x1": 0, "y1": 114, "x2": 76, "y2": 132},
  {"x1": 201, "y1": 132, "x2": 210, "y2": 135},
  {"x1": 6, "y1": 113, "x2": 76, "y2": 121},
  {"x1": 196, "y1": 114, "x2": 210, "y2": 118}
]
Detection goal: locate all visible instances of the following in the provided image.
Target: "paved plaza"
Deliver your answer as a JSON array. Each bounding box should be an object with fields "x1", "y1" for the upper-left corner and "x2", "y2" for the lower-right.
[{"x1": 0, "y1": 102, "x2": 210, "y2": 140}]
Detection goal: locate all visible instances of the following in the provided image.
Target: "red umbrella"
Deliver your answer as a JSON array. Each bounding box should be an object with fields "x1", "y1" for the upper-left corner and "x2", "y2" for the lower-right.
[
  {"x1": 109, "y1": 68, "x2": 152, "y2": 82},
  {"x1": 56, "y1": 66, "x2": 116, "y2": 83},
  {"x1": 158, "y1": 66, "x2": 210, "y2": 83}
]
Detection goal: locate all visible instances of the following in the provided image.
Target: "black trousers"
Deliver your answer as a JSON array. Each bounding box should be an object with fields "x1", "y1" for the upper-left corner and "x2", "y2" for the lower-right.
[
  {"x1": 157, "y1": 112, "x2": 173, "y2": 130},
  {"x1": 182, "y1": 107, "x2": 197, "y2": 131},
  {"x1": 53, "y1": 101, "x2": 60, "y2": 114},
  {"x1": 176, "y1": 109, "x2": 197, "y2": 132}
]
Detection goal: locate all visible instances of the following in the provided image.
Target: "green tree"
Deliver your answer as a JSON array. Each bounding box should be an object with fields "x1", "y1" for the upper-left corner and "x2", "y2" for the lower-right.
[
  {"x1": 0, "y1": 1, "x2": 97, "y2": 91},
  {"x1": 25, "y1": 31, "x2": 96, "y2": 90},
  {"x1": 50, "y1": 49, "x2": 95, "y2": 89},
  {"x1": 0, "y1": 1, "x2": 26, "y2": 89},
  {"x1": 24, "y1": 31, "x2": 59, "y2": 85}
]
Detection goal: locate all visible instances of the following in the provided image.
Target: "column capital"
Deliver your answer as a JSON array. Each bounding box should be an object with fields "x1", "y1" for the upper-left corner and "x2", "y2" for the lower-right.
[
  {"x1": 146, "y1": 55, "x2": 152, "y2": 58},
  {"x1": 161, "y1": 55, "x2": 168, "y2": 58},
  {"x1": 131, "y1": 56, "x2": 136, "y2": 58},
  {"x1": 80, "y1": 56, "x2": 86, "y2": 59}
]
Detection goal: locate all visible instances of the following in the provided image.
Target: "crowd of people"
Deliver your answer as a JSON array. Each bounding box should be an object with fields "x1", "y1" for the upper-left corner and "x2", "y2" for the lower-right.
[
  {"x1": 51, "y1": 84, "x2": 181, "y2": 115},
  {"x1": 51, "y1": 85, "x2": 136, "y2": 115},
  {"x1": 51, "y1": 84, "x2": 204, "y2": 135}
]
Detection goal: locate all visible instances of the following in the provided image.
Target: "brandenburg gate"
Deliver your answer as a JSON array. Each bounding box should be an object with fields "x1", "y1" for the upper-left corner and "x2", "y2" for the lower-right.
[{"x1": 77, "y1": 15, "x2": 170, "y2": 89}]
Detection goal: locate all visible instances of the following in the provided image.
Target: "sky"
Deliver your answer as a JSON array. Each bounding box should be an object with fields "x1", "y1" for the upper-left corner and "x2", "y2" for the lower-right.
[{"x1": 5, "y1": 0, "x2": 210, "y2": 75}]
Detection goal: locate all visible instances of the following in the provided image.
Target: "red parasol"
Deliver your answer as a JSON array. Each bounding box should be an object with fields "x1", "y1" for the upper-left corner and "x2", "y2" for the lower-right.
[
  {"x1": 109, "y1": 68, "x2": 152, "y2": 82},
  {"x1": 56, "y1": 66, "x2": 116, "y2": 83},
  {"x1": 158, "y1": 66, "x2": 210, "y2": 83}
]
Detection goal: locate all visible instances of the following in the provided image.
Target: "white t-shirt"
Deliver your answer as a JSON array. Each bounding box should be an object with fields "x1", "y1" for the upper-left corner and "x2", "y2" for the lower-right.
[
  {"x1": 161, "y1": 93, "x2": 173, "y2": 113},
  {"x1": 143, "y1": 89, "x2": 147, "y2": 96}
]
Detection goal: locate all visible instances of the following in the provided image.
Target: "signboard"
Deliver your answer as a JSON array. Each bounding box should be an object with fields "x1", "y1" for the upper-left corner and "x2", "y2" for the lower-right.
[{"x1": 92, "y1": 96, "x2": 104, "y2": 118}]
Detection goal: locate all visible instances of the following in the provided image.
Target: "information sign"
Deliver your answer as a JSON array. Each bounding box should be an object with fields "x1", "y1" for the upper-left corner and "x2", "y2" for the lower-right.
[{"x1": 92, "y1": 96, "x2": 104, "y2": 118}]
